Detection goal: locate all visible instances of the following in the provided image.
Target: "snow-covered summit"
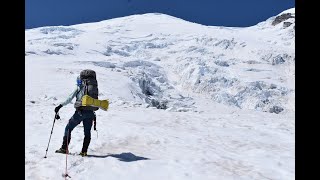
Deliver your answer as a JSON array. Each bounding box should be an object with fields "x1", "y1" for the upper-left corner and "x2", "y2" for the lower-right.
[{"x1": 26, "y1": 8, "x2": 295, "y2": 114}]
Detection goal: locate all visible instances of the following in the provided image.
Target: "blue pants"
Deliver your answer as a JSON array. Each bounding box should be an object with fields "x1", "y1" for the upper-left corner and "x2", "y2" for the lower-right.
[{"x1": 64, "y1": 110, "x2": 95, "y2": 139}]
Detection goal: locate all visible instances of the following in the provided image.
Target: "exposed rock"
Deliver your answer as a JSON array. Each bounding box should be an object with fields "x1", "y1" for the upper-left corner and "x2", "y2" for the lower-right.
[
  {"x1": 269, "y1": 106, "x2": 284, "y2": 114},
  {"x1": 283, "y1": 22, "x2": 293, "y2": 28},
  {"x1": 272, "y1": 13, "x2": 294, "y2": 26}
]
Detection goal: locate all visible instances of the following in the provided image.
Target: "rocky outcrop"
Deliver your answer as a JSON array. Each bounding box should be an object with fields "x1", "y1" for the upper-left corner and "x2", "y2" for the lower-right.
[{"x1": 272, "y1": 13, "x2": 294, "y2": 26}]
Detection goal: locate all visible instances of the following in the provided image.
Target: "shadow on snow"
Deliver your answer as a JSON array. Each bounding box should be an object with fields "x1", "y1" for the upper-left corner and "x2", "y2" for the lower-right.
[{"x1": 87, "y1": 152, "x2": 150, "y2": 162}]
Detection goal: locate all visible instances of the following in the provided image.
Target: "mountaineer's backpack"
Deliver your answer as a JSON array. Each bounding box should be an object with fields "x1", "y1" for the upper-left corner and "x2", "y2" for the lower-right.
[{"x1": 74, "y1": 69, "x2": 99, "y2": 111}]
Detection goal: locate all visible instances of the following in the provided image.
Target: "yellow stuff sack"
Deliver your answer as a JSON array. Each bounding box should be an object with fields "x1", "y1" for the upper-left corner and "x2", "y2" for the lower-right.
[{"x1": 82, "y1": 95, "x2": 109, "y2": 111}]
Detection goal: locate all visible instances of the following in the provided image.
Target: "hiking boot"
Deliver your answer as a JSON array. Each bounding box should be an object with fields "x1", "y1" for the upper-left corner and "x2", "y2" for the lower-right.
[
  {"x1": 79, "y1": 152, "x2": 87, "y2": 157},
  {"x1": 55, "y1": 148, "x2": 67, "y2": 154}
]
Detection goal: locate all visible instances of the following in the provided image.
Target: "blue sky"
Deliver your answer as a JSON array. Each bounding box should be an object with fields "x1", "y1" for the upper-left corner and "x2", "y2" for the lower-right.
[{"x1": 25, "y1": 0, "x2": 295, "y2": 29}]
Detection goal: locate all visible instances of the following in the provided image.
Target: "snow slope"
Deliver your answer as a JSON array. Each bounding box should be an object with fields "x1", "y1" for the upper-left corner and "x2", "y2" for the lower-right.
[{"x1": 25, "y1": 8, "x2": 295, "y2": 180}]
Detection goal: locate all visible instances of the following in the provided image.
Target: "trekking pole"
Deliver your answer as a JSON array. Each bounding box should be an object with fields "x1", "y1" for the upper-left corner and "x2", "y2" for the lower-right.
[
  {"x1": 63, "y1": 129, "x2": 71, "y2": 179},
  {"x1": 44, "y1": 113, "x2": 60, "y2": 158}
]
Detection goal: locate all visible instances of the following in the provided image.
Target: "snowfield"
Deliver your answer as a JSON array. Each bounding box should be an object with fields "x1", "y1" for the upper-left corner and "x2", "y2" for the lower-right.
[{"x1": 25, "y1": 8, "x2": 295, "y2": 180}]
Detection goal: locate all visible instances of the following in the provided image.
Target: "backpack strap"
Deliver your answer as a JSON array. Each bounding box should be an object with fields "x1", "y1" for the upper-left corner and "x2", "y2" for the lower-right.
[{"x1": 84, "y1": 80, "x2": 88, "y2": 95}]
